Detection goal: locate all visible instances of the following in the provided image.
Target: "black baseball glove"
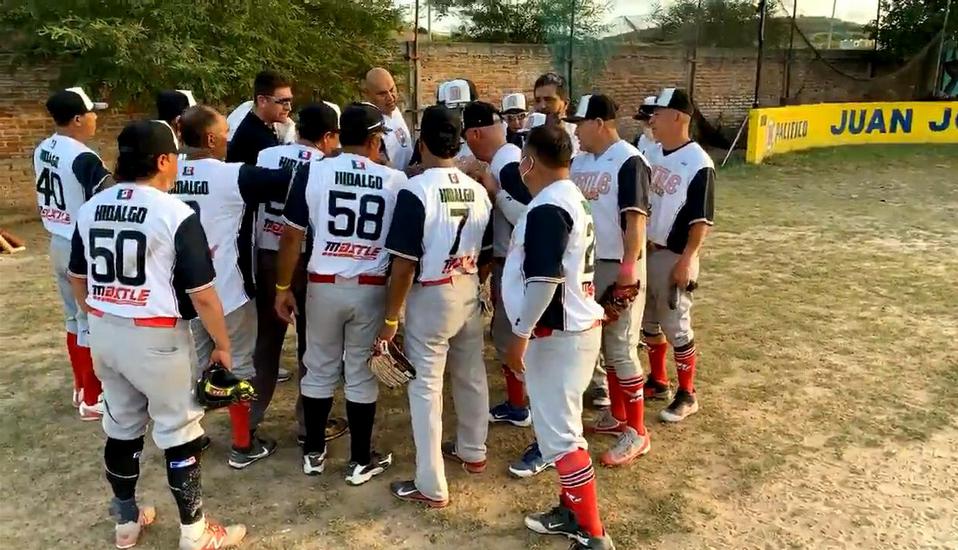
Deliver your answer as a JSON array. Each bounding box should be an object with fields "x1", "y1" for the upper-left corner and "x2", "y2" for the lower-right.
[
  {"x1": 598, "y1": 283, "x2": 641, "y2": 324},
  {"x1": 195, "y1": 363, "x2": 256, "y2": 409},
  {"x1": 368, "y1": 339, "x2": 416, "y2": 389}
]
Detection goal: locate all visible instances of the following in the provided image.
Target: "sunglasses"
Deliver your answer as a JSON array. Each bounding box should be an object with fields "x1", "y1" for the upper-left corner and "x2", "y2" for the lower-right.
[
  {"x1": 504, "y1": 113, "x2": 528, "y2": 123},
  {"x1": 266, "y1": 95, "x2": 293, "y2": 107}
]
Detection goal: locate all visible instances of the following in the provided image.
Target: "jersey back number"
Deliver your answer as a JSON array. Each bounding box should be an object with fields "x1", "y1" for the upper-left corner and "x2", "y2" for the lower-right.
[
  {"x1": 327, "y1": 190, "x2": 385, "y2": 240},
  {"x1": 36, "y1": 167, "x2": 65, "y2": 209},
  {"x1": 89, "y1": 228, "x2": 147, "y2": 286}
]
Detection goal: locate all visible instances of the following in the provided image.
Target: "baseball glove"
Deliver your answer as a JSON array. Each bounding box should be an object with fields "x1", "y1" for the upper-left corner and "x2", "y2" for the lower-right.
[
  {"x1": 598, "y1": 283, "x2": 641, "y2": 324},
  {"x1": 195, "y1": 363, "x2": 256, "y2": 409},
  {"x1": 368, "y1": 339, "x2": 416, "y2": 389}
]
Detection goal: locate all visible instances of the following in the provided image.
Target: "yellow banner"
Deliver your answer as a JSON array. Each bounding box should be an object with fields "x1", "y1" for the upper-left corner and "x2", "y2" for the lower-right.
[{"x1": 746, "y1": 101, "x2": 958, "y2": 164}]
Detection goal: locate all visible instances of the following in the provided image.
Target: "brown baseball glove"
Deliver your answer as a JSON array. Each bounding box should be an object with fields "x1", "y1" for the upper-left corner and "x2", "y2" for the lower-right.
[
  {"x1": 598, "y1": 283, "x2": 640, "y2": 324},
  {"x1": 368, "y1": 339, "x2": 416, "y2": 388}
]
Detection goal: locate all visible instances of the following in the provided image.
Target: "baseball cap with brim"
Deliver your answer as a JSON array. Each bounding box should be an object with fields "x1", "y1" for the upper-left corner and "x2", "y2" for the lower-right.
[
  {"x1": 652, "y1": 88, "x2": 694, "y2": 116},
  {"x1": 339, "y1": 102, "x2": 391, "y2": 144},
  {"x1": 634, "y1": 96, "x2": 657, "y2": 120},
  {"x1": 420, "y1": 105, "x2": 463, "y2": 157},
  {"x1": 46, "y1": 87, "x2": 108, "y2": 122},
  {"x1": 299, "y1": 102, "x2": 340, "y2": 135},
  {"x1": 519, "y1": 112, "x2": 548, "y2": 133},
  {"x1": 156, "y1": 89, "x2": 197, "y2": 123},
  {"x1": 117, "y1": 120, "x2": 179, "y2": 157},
  {"x1": 438, "y1": 79, "x2": 472, "y2": 107},
  {"x1": 462, "y1": 101, "x2": 500, "y2": 131},
  {"x1": 501, "y1": 93, "x2": 526, "y2": 115},
  {"x1": 564, "y1": 94, "x2": 617, "y2": 123}
]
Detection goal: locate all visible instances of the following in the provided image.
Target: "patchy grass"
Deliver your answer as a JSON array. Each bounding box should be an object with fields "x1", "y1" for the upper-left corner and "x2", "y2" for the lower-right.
[{"x1": 1, "y1": 144, "x2": 957, "y2": 549}]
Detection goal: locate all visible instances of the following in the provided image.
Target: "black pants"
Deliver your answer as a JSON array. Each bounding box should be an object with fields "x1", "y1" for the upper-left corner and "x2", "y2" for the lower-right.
[{"x1": 250, "y1": 249, "x2": 307, "y2": 433}]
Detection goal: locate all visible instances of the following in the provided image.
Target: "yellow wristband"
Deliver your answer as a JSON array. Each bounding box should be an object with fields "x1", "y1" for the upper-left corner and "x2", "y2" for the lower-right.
[
  {"x1": 384, "y1": 318, "x2": 399, "y2": 327},
  {"x1": 275, "y1": 283, "x2": 291, "y2": 291}
]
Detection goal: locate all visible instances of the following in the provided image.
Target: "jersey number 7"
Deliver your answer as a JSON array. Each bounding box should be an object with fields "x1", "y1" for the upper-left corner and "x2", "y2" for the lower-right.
[{"x1": 448, "y1": 207, "x2": 469, "y2": 255}]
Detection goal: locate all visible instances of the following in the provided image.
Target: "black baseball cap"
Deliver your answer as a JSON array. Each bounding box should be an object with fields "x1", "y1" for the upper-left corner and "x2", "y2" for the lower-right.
[
  {"x1": 564, "y1": 94, "x2": 617, "y2": 122},
  {"x1": 633, "y1": 96, "x2": 657, "y2": 121},
  {"x1": 652, "y1": 88, "x2": 694, "y2": 116},
  {"x1": 462, "y1": 101, "x2": 500, "y2": 131},
  {"x1": 420, "y1": 105, "x2": 462, "y2": 158},
  {"x1": 339, "y1": 102, "x2": 390, "y2": 146},
  {"x1": 156, "y1": 90, "x2": 196, "y2": 124},
  {"x1": 298, "y1": 102, "x2": 340, "y2": 137},
  {"x1": 46, "y1": 87, "x2": 108, "y2": 124},
  {"x1": 117, "y1": 120, "x2": 179, "y2": 157}
]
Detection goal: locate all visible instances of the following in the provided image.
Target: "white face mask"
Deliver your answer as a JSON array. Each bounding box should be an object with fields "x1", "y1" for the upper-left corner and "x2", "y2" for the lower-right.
[{"x1": 519, "y1": 155, "x2": 534, "y2": 185}]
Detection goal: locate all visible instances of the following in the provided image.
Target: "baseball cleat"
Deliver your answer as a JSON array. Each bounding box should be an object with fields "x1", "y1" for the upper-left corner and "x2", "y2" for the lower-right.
[
  {"x1": 524, "y1": 504, "x2": 582, "y2": 539},
  {"x1": 228, "y1": 435, "x2": 277, "y2": 469},
  {"x1": 570, "y1": 533, "x2": 617, "y2": 549},
  {"x1": 72, "y1": 388, "x2": 83, "y2": 408},
  {"x1": 276, "y1": 367, "x2": 292, "y2": 383},
  {"x1": 178, "y1": 518, "x2": 246, "y2": 550},
  {"x1": 600, "y1": 426, "x2": 651, "y2": 467},
  {"x1": 441, "y1": 441, "x2": 487, "y2": 474},
  {"x1": 389, "y1": 480, "x2": 449, "y2": 508},
  {"x1": 587, "y1": 409, "x2": 625, "y2": 436},
  {"x1": 508, "y1": 441, "x2": 554, "y2": 478},
  {"x1": 114, "y1": 505, "x2": 156, "y2": 549},
  {"x1": 303, "y1": 450, "x2": 326, "y2": 476},
  {"x1": 78, "y1": 399, "x2": 104, "y2": 421},
  {"x1": 644, "y1": 378, "x2": 673, "y2": 401},
  {"x1": 345, "y1": 451, "x2": 393, "y2": 486},
  {"x1": 590, "y1": 386, "x2": 612, "y2": 408},
  {"x1": 660, "y1": 389, "x2": 699, "y2": 423},
  {"x1": 489, "y1": 401, "x2": 532, "y2": 427}
]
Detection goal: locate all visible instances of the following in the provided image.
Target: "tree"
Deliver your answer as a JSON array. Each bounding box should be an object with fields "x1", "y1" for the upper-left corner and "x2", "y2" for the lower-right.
[
  {"x1": 0, "y1": 0, "x2": 403, "y2": 108},
  {"x1": 868, "y1": 0, "x2": 957, "y2": 59},
  {"x1": 649, "y1": 0, "x2": 789, "y2": 49},
  {"x1": 428, "y1": 0, "x2": 608, "y2": 45}
]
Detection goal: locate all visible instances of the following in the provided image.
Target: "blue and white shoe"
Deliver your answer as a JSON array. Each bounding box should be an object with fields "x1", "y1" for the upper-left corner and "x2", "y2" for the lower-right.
[
  {"x1": 489, "y1": 400, "x2": 532, "y2": 427},
  {"x1": 508, "y1": 441, "x2": 555, "y2": 478}
]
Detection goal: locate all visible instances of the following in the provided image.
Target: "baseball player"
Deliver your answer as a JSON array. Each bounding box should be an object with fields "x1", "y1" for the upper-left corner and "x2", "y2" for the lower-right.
[
  {"x1": 172, "y1": 105, "x2": 294, "y2": 469},
  {"x1": 363, "y1": 67, "x2": 413, "y2": 170},
  {"x1": 380, "y1": 105, "x2": 492, "y2": 508},
  {"x1": 567, "y1": 94, "x2": 652, "y2": 467},
  {"x1": 34, "y1": 86, "x2": 113, "y2": 420},
  {"x1": 67, "y1": 120, "x2": 245, "y2": 549},
  {"x1": 227, "y1": 70, "x2": 293, "y2": 165},
  {"x1": 633, "y1": 96, "x2": 659, "y2": 156},
  {"x1": 532, "y1": 72, "x2": 580, "y2": 155},
  {"x1": 275, "y1": 102, "x2": 406, "y2": 485},
  {"x1": 156, "y1": 89, "x2": 198, "y2": 141},
  {"x1": 501, "y1": 124, "x2": 613, "y2": 550},
  {"x1": 643, "y1": 88, "x2": 715, "y2": 422},
  {"x1": 501, "y1": 92, "x2": 528, "y2": 148},
  {"x1": 252, "y1": 102, "x2": 348, "y2": 445}
]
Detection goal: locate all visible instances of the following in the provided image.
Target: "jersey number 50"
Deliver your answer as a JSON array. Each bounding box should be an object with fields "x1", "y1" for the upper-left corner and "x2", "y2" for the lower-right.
[
  {"x1": 89, "y1": 228, "x2": 147, "y2": 286},
  {"x1": 327, "y1": 191, "x2": 385, "y2": 240}
]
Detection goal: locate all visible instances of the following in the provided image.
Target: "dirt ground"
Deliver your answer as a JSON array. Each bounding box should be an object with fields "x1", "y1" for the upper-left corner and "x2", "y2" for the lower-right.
[{"x1": 1, "y1": 144, "x2": 956, "y2": 549}]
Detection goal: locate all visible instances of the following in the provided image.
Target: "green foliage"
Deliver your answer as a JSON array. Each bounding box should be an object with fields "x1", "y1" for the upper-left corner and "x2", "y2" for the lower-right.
[
  {"x1": 867, "y1": 0, "x2": 956, "y2": 59},
  {"x1": 649, "y1": 0, "x2": 789, "y2": 48},
  {"x1": 0, "y1": 0, "x2": 403, "y2": 108},
  {"x1": 538, "y1": 0, "x2": 612, "y2": 97},
  {"x1": 429, "y1": 0, "x2": 608, "y2": 45}
]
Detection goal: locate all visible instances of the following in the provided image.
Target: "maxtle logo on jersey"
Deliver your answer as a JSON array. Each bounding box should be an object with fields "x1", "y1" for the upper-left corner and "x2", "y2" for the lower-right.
[
  {"x1": 442, "y1": 255, "x2": 478, "y2": 275},
  {"x1": 650, "y1": 166, "x2": 682, "y2": 196},
  {"x1": 91, "y1": 284, "x2": 151, "y2": 306},
  {"x1": 323, "y1": 241, "x2": 380, "y2": 260},
  {"x1": 38, "y1": 206, "x2": 70, "y2": 224},
  {"x1": 571, "y1": 172, "x2": 612, "y2": 200},
  {"x1": 263, "y1": 219, "x2": 284, "y2": 236}
]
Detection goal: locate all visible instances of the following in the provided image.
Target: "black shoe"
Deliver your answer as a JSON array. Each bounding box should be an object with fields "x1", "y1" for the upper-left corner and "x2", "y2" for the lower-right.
[
  {"x1": 389, "y1": 480, "x2": 448, "y2": 508},
  {"x1": 524, "y1": 504, "x2": 581, "y2": 539},
  {"x1": 227, "y1": 435, "x2": 277, "y2": 469},
  {"x1": 570, "y1": 534, "x2": 616, "y2": 549},
  {"x1": 644, "y1": 377, "x2": 673, "y2": 401},
  {"x1": 302, "y1": 450, "x2": 326, "y2": 476},
  {"x1": 345, "y1": 451, "x2": 393, "y2": 486},
  {"x1": 276, "y1": 367, "x2": 292, "y2": 383},
  {"x1": 659, "y1": 389, "x2": 699, "y2": 423}
]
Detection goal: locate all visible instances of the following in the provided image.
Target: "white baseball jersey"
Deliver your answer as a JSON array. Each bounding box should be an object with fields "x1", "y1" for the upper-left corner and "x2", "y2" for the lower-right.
[
  {"x1": 255, "y1": 143, "x2": 324, "y2": 251},
  {"x1": 385, "y1": 167, "x2": 492, "y2": 283},
  {"x1": 502, "y1": 179, "x2": 603, "y2": 333},
  {"x1": 488, "y1": 143, "x2": 530, "y2": 258},
  {"x1": 382, "y1": 108, "x2": 413, "y2": 170},
  {"x1": 170, "y1": 158, "x2": 292, "y2": 313},
  {"x1": 570, "y1": 139, "x2": 651, "y2": 260},
  {"x1": 283, "y1": 152, "x2": 407, "y2": 277},
  {"x1": 33, "y1": 134, "x2": 113, "y2": 239},
  {"x1": 636, "y1": 133, "x2": 660, "y2": 157},
  {"x1": 563, "y1": 121, "x2": 581, "y2": 156},
  {"x1": 68, "y1": 183, "x2": 215, "y2": 319},
  {"x1": 645, "y1": 141, "x2": 715, "y2": 253}
]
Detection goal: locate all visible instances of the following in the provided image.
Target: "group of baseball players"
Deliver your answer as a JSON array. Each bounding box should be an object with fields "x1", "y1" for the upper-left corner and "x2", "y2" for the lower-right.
[{"x1": 35, "y1": 65, "x2": 714, "y2": 550}]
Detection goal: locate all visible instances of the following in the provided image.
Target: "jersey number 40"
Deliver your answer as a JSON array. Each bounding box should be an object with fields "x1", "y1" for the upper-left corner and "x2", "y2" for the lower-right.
[
  {"x1": 36, "y1": 167, "x2": 66, "y2": 209},
  {"x1": 327, "y1": 191, "x2": 385, "y2": 240}
]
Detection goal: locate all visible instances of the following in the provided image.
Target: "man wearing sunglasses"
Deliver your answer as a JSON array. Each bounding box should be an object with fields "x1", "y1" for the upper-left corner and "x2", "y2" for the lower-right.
[
  {"x1": 227, "y1": 70, "x2": 294, "y2": 166},
  {"x1": 501, "y1": 92, "x2": 527, "y2": 148}
]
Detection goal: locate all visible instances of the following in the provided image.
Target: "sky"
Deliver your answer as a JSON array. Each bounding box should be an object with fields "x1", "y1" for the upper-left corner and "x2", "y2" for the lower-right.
[{"x1": 396, "y1": 0, "x2": 881, "y2": 31}]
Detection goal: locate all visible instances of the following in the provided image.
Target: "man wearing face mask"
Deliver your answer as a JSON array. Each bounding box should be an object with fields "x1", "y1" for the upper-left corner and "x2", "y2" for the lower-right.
[
  {"x1": 171, "y1": 105, "x2": 294, "y2": 470},
  {"x1": 532, "y1": 72, "x2": 580, "y2": 155},
  {"x1": 501, "y1": 124, "x2": 613, "y2": 550}
]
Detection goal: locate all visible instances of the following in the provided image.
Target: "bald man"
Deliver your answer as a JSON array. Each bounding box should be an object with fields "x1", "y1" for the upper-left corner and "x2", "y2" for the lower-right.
[{"x1": 364, "y1": 68, "x2": 413, "y2": 170}]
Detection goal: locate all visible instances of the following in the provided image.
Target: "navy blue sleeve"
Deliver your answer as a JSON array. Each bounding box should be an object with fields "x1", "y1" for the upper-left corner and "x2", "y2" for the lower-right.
[
  {"x1": 499, "y1": 162, "x2": 532, "y2": 205},
  {"x1": 282, "y1": 167, "x2": 310, "y2": 231},
  {"x1": 237, "y1": 165, "x2": 293, "y2": 205},
  {"x1": 172, "y1": 213, "x2": 216, "y2": 292},
  {"x1": 72, "y1": 152, "x2": 114, "y2": 200},
  {"x1": 385, "y1": 189, "x2": 425, "y2": 260},
  {"x1": 67, "y1": 225, "x2": 88, "y2": 277},
  {"x1": 686, "y1": 167, "x2": 715, "y2": 225},
  {"x1": 523, "y1": 204, "x2": 572, "y2": 282},
  {"x1": 617, "y1": 155, "x2": 650, "y2": 215}
]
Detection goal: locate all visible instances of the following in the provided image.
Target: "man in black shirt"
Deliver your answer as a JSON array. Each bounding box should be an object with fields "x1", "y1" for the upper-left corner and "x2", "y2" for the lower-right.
[{"x1": 226, "y1": 70, "x2": 293, "y2": 165}]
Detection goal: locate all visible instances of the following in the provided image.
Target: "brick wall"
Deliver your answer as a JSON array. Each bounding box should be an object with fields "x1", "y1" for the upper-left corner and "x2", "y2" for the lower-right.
[{"x1": 1, "y1": 44, "x2": 872, "y2": 214}]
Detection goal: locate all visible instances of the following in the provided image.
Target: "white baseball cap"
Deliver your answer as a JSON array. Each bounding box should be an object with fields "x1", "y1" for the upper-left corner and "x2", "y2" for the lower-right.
[
  {"x1": 501, "y1": 93, "x2": 527, "y2": 114},
  {"x1": 438, "y1": 79, "x2": 471, "y2": 107},
  {"x1": 323, "y1": 101, "x2": 342, "y2": 120},
  {"x1": 520, "y1": 112, "x2": 548, "y2": 133}
]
